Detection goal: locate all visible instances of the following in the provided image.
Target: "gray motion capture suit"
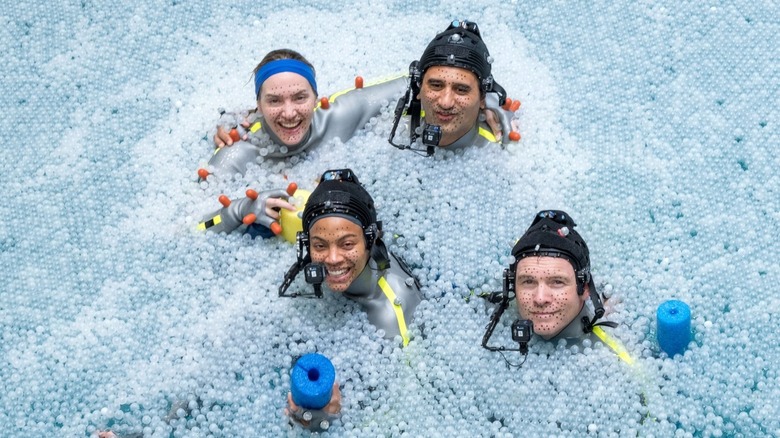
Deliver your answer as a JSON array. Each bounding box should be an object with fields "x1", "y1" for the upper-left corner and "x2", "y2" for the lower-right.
[
  {"x1": 337, "y1": 253, "x2": 422, "y2": 344},
  {"x1": 545, "y1": 304, "x2": 600, "y2": 346},
  {"x1": 287, "y1": 253, "x2": 422, "y2": 434},
  {"x1": 205, "y1": 76, "x2": 408, "y2": 178}
]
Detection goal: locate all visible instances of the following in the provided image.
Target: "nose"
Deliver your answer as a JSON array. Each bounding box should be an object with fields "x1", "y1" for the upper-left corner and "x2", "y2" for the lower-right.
[
  {"x1": 532, "y1": 284, "x2": 552, "y2": 306},
  {"x1": 281, "y1": 100, "x2": 297, "y2": 118},
  {"x1": 325, "y1": 247, "x2": 343, "y2": 265},
  {"x1": 437, "y1": 87, "x2": 455, "y2": 109}
]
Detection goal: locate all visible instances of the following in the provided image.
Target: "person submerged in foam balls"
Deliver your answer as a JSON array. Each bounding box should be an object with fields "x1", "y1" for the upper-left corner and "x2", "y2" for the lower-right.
[
  {"x1": 279, "y1": 168, "x2": 423, "y2": 346},
  {"x1": 280, "y1": 169, "x2": 422, "y2": 430},
  {"x1": 203, "y1": 48, "x2": 410, "y2": 179},
  {"x1": 388, "y1": 19, "x2": 521, "y2": 155},
  {"x1": 483, "y1": 210, "x2": 632, "y2": 363}
]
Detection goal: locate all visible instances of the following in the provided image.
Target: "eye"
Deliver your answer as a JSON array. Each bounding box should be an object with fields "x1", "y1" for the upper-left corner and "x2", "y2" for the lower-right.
[
  {"x1": 341, "y1": 241, "x2": 356, "y2": 250},
  {"x1": 294, "y1": 94, "x2": 308, "y2": 102},
  {"x1": 311, "y1": 242, "x2": 326, "y2": 251},
  {"x1": 427, "y1": 81, "x2": 444, "y2": 91},
  {"x1": 455, "y1": 85, "x2": 472, "y2": 94}
]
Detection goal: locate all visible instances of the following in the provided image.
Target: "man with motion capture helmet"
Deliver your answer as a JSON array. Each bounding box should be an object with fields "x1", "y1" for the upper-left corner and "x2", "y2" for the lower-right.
[
  {"x1": 388, "y1": 19, "x2": 520, "y2": 155},
  {"x1": 482, "y1": 210, "x2": 632, "y2": 364}
]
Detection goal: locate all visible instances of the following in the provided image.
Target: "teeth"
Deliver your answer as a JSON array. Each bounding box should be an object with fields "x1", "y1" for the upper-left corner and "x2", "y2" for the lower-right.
[
  {"x1": 279, "y1": 121, "x2": 301, "y2": 129},
  {"x1": 329, "y1": 268, "x2": 347, "y2": 276}
]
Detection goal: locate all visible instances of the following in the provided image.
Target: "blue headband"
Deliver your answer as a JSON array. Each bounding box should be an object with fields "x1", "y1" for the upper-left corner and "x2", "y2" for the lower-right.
[{"x1": 254, "y1": 59, "x2": 317, "y2": 98}]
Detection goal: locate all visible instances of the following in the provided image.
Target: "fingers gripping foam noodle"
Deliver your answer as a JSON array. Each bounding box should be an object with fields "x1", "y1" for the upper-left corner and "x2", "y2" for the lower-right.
[{"x1": 281, "y1": 189, "x2": 311, "y2": 243}]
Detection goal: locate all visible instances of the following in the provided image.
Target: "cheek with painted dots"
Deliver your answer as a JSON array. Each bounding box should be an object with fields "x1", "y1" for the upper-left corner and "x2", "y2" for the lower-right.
[
  {"x1": 516, "y1": 266, "x2": 574, "y2": 329},
  {"x1": 310, "y1": 226, "x2": 365, "y2": 265}
]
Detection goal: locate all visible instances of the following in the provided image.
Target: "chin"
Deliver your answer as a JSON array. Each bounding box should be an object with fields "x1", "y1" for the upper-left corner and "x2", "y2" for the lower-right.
[{"x1": 325, "y1": 277, "x2": 354, "y2": 292}]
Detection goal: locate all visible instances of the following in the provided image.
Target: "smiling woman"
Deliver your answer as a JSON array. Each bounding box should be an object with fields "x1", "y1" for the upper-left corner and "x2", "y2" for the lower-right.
[
  {"x1": 253, "y1": 51, "x2": 319, "y2": 145},
  {"x1": 200, "y1": 48, "x2": 409, "y2": 180},
  {"x1": 279, "y1": 168, "x2": 423, "y2": 346}
]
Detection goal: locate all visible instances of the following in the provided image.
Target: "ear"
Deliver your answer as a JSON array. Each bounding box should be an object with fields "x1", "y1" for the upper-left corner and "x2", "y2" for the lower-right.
[
  {"x1": 581, "y1": 283, "x2": 590, "y2": 303},
  {"x1": 479, "y1": 95, "x2": 487, "y2": 109}
]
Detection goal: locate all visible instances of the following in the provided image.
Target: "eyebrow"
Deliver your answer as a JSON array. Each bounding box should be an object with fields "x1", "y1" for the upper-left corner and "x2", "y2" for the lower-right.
[
  {"x1": 516, "y1": 273, "x2": 570, "y2": 281},
  {"x1": 311, "y1": 233, "x2": 360, "y2": 243},
  {"x1": 262, "y1": 88, "x2": 310, "y2": 99}
]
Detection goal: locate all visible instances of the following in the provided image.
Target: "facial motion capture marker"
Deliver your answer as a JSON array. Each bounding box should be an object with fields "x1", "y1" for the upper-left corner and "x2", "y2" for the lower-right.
[{"x1": 656, "y1": 300, "x2": 692, "y2": 357}]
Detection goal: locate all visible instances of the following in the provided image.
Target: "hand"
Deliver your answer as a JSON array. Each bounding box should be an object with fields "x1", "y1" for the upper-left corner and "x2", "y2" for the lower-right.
[
  {"x1": 214, "y1": 119, "x2": 250, "y2": 148},
  {"x1": 483, "y1": 92, "x2": 521, "y2": 144},
  {"x1": 241, "y1": 186, "x2": 297, "y2": 234},
  {"x1": 200, "y1": 183, "x2": 298, "y2": 235},
  {"x1": 286, "y1": 383, "x2": 342, "y2": 431}
]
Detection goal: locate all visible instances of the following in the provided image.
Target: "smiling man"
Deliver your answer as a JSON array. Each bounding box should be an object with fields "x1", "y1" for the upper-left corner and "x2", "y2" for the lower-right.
[
  {"x1": 482, "y1": 211, "x2": 633, "y2": 364},
  {"x1": 389, "y1": 20, "x2": 516, "y2": 154},
  {"x1": 508, "y1": 210, "x2": 613, "y2": 343}
]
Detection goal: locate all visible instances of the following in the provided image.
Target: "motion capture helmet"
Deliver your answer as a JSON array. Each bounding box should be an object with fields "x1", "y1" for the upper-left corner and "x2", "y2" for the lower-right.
[
  {"x1": 510, "y1": 210, "x2": 593, "y2": 296},
  {"x1": 388, "y1": 20, "x2": 507, "y2": 155},
  {"x1": 483, "y1": 210, "x2": 613, "y2": 355},
  {"x1": 416, "y1": 20, "x2": 502, "y2": 97},
  {"x1": 302, "y1": 169, "x2": 379, "y2": 247},
  {"x1": 280, "y1": 169, "x2": 389, "y2": 298}
]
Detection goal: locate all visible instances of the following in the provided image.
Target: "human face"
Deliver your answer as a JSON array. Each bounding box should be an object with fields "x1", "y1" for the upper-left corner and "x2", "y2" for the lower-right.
[
  {"x1": 309, "y1": 217, "x2": 370, "y2": 292},
  {"x1": 514, "y1": 257, "x2": 588, "y2": 339},
  {"x1": 257, "y1": 72, "x2": 317, "y2": 145},
  {"x1": 418, "y1": 65, "x2": 484, "y2": 146}
]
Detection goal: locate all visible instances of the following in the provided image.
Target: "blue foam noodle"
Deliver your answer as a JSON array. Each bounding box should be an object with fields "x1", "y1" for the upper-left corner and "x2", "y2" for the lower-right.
[
  {"x1": 290, "y1": 353, "x2": 336, "y2": 410},
  {"x1": 656, "y1": 300, "x2": 692, "y2": 357}
]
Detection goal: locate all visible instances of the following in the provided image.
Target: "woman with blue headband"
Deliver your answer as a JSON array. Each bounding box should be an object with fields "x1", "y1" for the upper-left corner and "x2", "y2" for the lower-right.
[{"x1": 199, "y1": 48, "x2": 409, "y2": 180}]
